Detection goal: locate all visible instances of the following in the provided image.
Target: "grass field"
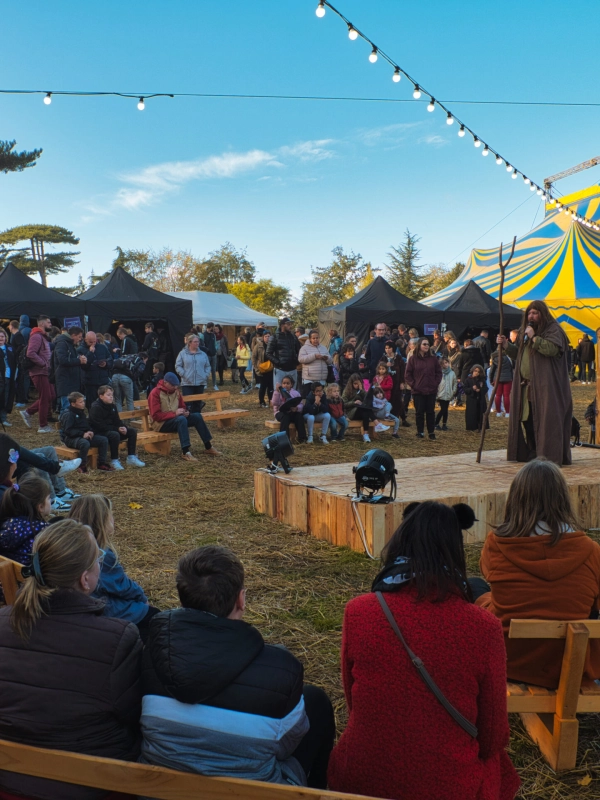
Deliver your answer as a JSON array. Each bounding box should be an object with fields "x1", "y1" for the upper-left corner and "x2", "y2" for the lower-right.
[{"x1": 9, "y1": 381, "x2": 600, "y2": 799}]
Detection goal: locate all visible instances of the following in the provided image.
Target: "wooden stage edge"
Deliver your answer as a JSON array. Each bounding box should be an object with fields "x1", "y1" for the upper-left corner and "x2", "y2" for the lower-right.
[{"x1": 254, "y1": 448, "x2": 600, "y2": 557}]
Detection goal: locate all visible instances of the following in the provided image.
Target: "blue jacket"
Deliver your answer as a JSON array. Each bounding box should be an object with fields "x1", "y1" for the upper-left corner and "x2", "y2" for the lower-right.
[
  {"x1": 78, "y1": 342, "x2": 113, "y2": 386},
  {"x1": 93, "y1": 548, "x2": 149, "y2": 624},
  {"x1": 19, "y1": 315, "x2": 31, "y2": 344}
]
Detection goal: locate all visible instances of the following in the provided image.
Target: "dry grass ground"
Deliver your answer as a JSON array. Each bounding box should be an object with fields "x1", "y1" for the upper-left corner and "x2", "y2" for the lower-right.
[{"x1": 9, "y1": 381, "x2": 600, "y2": 798}]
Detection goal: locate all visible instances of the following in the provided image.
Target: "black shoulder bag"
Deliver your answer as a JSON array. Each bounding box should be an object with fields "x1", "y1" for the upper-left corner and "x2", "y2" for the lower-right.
[{"x1": 375, "y1": 591, "x2": 478, "y2": 739}]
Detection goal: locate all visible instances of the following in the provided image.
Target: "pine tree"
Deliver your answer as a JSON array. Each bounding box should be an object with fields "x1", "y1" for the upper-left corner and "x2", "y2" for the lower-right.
[
  {"x1": 0, "y1": 140, "x2": 43, "y2": 174},
  {"x1": 0, "y1": 225, "x2": 80, "y2": 285},
  {"x1": 385, "y1": 229, "x2": 431, "y2": 299}
]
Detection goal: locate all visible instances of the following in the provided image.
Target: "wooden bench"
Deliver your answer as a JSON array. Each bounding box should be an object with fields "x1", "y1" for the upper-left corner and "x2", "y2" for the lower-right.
[
  {"x1": 0, "y1": 738, "x2": 378, "y2": 800},
  {"x1": 0, "y1": 556, "x2": 24, "y2": 605},
  {"x1": 264, "y1": 418, "x2": 394, "y2": 441},
  {"x1": 506, "y1": 619, "x2": 600, "y2": 771},
  {"x1": 135, "y1": 391, "x2": 250, "y2": 430}
]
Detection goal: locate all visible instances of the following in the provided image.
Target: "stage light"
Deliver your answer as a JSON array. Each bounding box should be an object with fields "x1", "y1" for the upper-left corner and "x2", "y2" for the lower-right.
[
  {"x1": 316, "y1": 1, "x2": 326, "y2": 17},
  {"x1": 458, "y1": 125, "x2": 466, "y2": 137},
  {"x1": 353, "y1": 449, "x2": 397, "y2": 503},
  {"x1": 392, "y1": 67, "x2": 401, "y2": 82},
  {"x1": 412, "y1": 85, "x2": 421, "y2": 99},
  {"x1": 262, "y1": 432, "x2": 294, "y2": 474},
  {"x1": 369, "y1": 47, "x2": 378, "y2": 63},
  {"x1": 446, "y1": 112, "x2": 454, "y2": 125},
  {"x1": 427, "y1": 97, "x2": 435, "y2": 112},
  {"x1": 348, "y1": 24, "x2": 358, "y2": 40},
  {"x1": 137, "y1": 97, "x2": 145, "y2": 110},
  {"x1": 43, "y1": 92, "x2": 52, "y2": 105}
]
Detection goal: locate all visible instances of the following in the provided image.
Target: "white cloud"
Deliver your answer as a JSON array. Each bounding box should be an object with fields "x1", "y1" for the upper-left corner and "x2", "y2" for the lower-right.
[
  {"x1": 278, "y1": 139, "x2": 335, "y2": 161},
  {"x1": 420, "y1": 134, "x2": 448, "y2": 147},
  {"x1": 356, "y1": 122, "x2": 422, "y2": 147}
]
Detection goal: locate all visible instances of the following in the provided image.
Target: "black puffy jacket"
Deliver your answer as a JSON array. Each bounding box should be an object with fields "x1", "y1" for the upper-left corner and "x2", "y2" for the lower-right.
[
  {"x1": 266, "y1": 330, "x2": 300, "y2": 372},
  {"x1": 78, "y1": 342, "x2": 113, "y2": 386},
  {"x1": 456, "y1": 346, "x2": 485, "y2": 383},
  {"x1": 0, "y1": 589, "x2": 142, "y2": 800},
  {"x1": 89, "y1": 398, "x2": 123, "y2": 434},
  {"x1": 60, "y1": 405, "x2": 94, "y2": 440},
  {"x1": 53, "y1": 333, "x2": 82, "y2": 397}
]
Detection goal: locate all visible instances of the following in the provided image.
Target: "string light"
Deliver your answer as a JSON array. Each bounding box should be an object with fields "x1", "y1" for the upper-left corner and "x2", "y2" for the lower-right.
[
  {"x1": 524, "y1": 176, "x2": 531, "y2": 185},
  {"x1": 392, "y1": 67, "x2": 401, "y2": 82},
  {"x1": 43, "y1": 92, "x2": 52, "y2": 105},
  {"x1": 512, "y1": 169, "x2": 518, "y2": 179},
  {"x1": 347, "y1": 24, "x2": 358, "y2": 40},
  {"x1": 505, "y1": 162, "x2": 513, "y2": 172},
  {"x1": 495, "y1": 155, "x2": 503, "y2": 165},
  {"x1": 537, "y1": 187, "x2": 543, "y2": 195},
  {"x1": 482, "y1": 145, "x2": 489, "y2": 156},
  {"x1": 369, "y1": 47, "x2": 378, "y2": 63},
  {"x1": 530, "y1": 184, "x2": 537, "y2": 192},
  {"x1": 427, "y1": 97, "x2": 435, "y2": 112},
  {"x1": 137, "y1": 97, "x2": 145, "y2": 111},
  {"x1": 473, "y1": 137, "x2": 481, "y2": 147},
  {"x1": 446, "y1": 112, "x2": 454, "y2": 125},
  {"x1": 316, "y1": 1, "x2": 326, "y2": 17},
  {"x1": 458, "y1": 125, "x2": 465, "y2": 137},
  {"x1": 412, "y1": 85, "x2": 421, "y2": 99}
]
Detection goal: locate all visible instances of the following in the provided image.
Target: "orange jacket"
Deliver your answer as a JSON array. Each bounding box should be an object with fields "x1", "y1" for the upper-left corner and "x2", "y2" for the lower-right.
[{"x1": 476, "y1": 530, "x2": 600, "y2": 688}]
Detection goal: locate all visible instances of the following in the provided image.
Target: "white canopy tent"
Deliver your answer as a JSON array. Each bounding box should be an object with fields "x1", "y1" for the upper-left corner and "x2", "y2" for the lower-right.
[{"x1": 165, "y1": 291, "x2": 278, "y2": 327}]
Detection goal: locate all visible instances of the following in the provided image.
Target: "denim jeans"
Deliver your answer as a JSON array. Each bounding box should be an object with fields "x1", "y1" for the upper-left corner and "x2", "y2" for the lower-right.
[
  {"x1": 209, "y1": 355, "x2": 217, "y2": 386},
  {"x1": 160, "y1": 412, "x2": 212, "y2": 450},
  {"x1": 57, "y1": 395, "x2": 70, "y2": 412},
  {"x1": 305, "y1": 412, "x2": 331, "y2": 437},
  {"x1": 374, "y1": 401, "x2": 399, "y2": 433},
  {"x1": 329, "y1": 415, "x2": 349, "y2": 439},
  {"x1": 112, "y1": 373, "x2": 134, "y2": 411},
  {"x1": 17, "y1": 445, "x2": 65, "y2": 500},
  {"x1": 181, "y1": 384, "x2": 205, "y2": 413}
]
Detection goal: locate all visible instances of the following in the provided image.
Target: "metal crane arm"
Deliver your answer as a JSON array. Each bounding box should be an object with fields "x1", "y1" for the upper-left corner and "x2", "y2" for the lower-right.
[{"x1": 544, "y1": 156, "x2": 600, "y2": 190}]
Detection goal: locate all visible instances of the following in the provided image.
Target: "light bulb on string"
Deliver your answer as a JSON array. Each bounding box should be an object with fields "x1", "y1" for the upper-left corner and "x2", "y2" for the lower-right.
[
  {"x1": 316, "y1": 1, "x2": 325, "y2": 17},
  {"x1": 369, "y1": 47, "x2": 378, "y2": 63},
  {"x1": 473, "y1": 137, "x2": 481, "y2": 147},
  {"x1": 482, "y1": 145, "x2": 489, "y2": 156},
  {"x1": 392, "y1": 67, "x2": 401, "y2": 82},
  {"x1": 412, "y1": 85, "x2": 421, "y2": 99},
  {"x1": 446, "y1": 112, "x2": 453, "y2": 125},
  {"x1": 536, "y1": 188, "x2": 543, "y2": 195},
  {"x1": 506, "y1": 162, "x2": 512, "y2": 172},
  {"x1": 524, "y1": 176, "x2": 531, "y2": 185},
  {"x1": 458, "y1": 125, "x2": 466, "y2": 137},
  {"x1": 43, "y1": 92, "x2": 52, "y2": 105},
  {"x1": 495, "y1": 155, "x2": 503, "y2": 165},
  {"x1": 427, "y1": 97, "x2": 435, "y2": 112},
  {"x1": 347, "y1": 24, "x2": 358, "y2": 40},
  {"x1": 137, "y1": 97, "x2": 145, "y2": 111},
  {"x1": 530, "y1": 184, "x2": 536, "y2": 192},
  {"x1": 512, "y1": 169, "x2": 518, "y2": 179}
]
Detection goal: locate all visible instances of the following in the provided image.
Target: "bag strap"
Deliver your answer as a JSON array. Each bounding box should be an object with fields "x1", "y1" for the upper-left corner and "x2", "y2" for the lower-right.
[{"x1": 375, "y1": 591, "x2": 478, "y2": 739}]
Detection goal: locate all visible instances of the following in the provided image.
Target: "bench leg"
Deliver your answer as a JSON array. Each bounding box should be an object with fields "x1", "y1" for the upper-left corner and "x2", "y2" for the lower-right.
[
  {"x1": 143, "y1": 440, "x2": 171, "y2": 456},
  {"x1": 88, "y1": 452, "x2": 98, "y2": 470},
  {"x1": 216, "y1": 417, "x2": 235, "y2": 429},
  {"x1": 520, "y1": 713, "x2": 578, "y2": 772}
]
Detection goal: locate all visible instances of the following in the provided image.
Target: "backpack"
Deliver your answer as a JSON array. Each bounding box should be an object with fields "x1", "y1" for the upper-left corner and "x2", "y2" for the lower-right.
[
  {"x1": 113, "y1": 354, "x2": 143, "y2": 380},
  {"x1": 18, "y1": 347, "x2": 33, "y2": 373}
]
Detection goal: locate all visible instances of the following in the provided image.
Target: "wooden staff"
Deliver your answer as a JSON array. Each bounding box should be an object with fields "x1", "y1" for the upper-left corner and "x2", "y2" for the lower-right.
[{"x1": 476, "y1": 236, "x2": 517, "y2": 463}]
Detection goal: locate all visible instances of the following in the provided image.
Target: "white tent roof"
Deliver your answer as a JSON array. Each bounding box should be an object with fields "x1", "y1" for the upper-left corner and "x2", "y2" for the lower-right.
[{"x1": 165, "y1": 291, "x2": 278, "y2": 327}]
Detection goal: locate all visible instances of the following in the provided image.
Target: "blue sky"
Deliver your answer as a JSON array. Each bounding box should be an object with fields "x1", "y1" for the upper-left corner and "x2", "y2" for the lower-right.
[{"x1": 2, "y1": 0, "x2": 599, "y2": 297}]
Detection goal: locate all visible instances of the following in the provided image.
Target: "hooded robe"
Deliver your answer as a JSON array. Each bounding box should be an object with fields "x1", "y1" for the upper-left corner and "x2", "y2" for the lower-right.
[{"x1": 506, "y1": 319, "x2": 572, "y2": 465}]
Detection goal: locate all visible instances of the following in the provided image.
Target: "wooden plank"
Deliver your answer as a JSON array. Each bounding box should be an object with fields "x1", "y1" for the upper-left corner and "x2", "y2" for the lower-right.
[
  {"x1": 507, "y1": 694, "x2": 556, "y2": 713},
  {"x1": 509, "y1": 619, "x2": 600, "y2": 639},
  {"x1": 552, "y1": 717, "x2": 580, "y2": 771},
  {"x1": 0, "y1": 557, "x2": 23, "y2": 605},
  {"x1": 519, "y1": 712, "x2": 560, "y2": 771},
  {"x1": 555, "y1": 623, "x2": 590, "y2": 719},
  {"x1": 0, "y1": 738, "x2": 376, "y2": 800},
  {"x1": 277, "y1": 481, "x2": 308, "y2": 532}
]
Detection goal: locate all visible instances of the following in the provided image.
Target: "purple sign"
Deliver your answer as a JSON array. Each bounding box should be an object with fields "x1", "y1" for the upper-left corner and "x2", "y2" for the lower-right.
[{"x1": 423, "y1": 324, "x2": 438, "y2": 336}]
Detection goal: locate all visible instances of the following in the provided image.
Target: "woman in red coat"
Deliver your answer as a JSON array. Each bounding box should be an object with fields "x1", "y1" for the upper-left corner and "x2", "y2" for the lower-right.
[
  {"x1": 328, "y1": 501, "x2": 519, "y2": 800},
  {"x1": 404, "y1": 338, "x2": 442, "y2": 439}
]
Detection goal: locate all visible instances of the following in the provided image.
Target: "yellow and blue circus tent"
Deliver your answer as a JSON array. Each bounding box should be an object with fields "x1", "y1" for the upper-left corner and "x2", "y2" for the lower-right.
[{"x1": 425, "y1": 184, "x2": 600, "y2": 343}]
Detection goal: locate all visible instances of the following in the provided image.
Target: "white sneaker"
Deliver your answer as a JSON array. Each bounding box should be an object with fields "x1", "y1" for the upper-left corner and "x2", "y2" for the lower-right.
[
  {"x1": 37, "y1": 426, "x2": 53, "y2": 433},
  {"x1": 111, "y1": 459, "x2": 125, "y2": 471},
  {"x1": 60, "y1": 487, "x2": 81, "y2": 499},
  {"x1": 320, "y1": 435, "x2": 329, "y2": 445},
  {"x1": 213, "y1": 385, "x2": 219, "y2": 391},
  {"x1": 374, "y1": 423, "x2": 388, "y2": 433},
  {"x1": 496, "y1": 412, "x2": 503, "y2": 417},
  {"x1": 51, "y1": 496, "x2": 71, "y2": 511},
  {"x1": 20, "y1": 410, "x2": 32, "y2": 428},
  {"x1": 306, "y1": 435, "x2": 314, "y2": 444},
  {"x1": 1, "y1": 420, "x2": 11, "y2": 427},
  {"x1": 504, "y1": 412, "x2": 510, "y2": 418},
  {"x1": 363, "y1": 433, "x2": 371, "y2": 443},
  {"x1": 57, "y1": 459, "x2": 82, "y2": 477},
  {"x1": 126, "y1": 455, "x2": 145, "y2": 468}
]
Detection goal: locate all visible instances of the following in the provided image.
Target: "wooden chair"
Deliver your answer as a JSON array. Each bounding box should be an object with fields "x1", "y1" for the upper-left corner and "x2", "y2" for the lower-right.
[
  {"x1": 0, "y1": 738, "x2": 377, "y2": 800},
  {"x1": 0, "y1": 556, "x2": 25, "y2": 605},
  {"x1": 506, "y1": 619, "x2": 600, "y2": 771}
]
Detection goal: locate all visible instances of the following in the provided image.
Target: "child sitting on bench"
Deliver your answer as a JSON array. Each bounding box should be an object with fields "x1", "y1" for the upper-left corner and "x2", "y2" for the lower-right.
[{"x1": 59, "y1": 391, "x2": 113, "y2": 473}]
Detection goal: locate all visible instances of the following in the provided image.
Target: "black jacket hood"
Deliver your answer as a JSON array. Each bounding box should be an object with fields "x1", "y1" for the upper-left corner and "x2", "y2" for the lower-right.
[{"x1": 147, "y1": 607, "x2": 264, "y2": 704}]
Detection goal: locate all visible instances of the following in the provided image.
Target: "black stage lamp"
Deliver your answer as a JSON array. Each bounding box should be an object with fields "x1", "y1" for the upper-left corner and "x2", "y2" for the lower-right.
[
  {"x1": 262, "y1": 431, "x2": 294, "y2": 474},
  {"x1": 353, "y1": 448, "x2": 397, "y2": 503}
]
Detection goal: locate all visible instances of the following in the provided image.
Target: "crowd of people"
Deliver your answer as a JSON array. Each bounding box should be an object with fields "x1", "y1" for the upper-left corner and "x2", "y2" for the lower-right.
[{"x1": 3, "y1": 450, "x2": 600, "y2": 800}]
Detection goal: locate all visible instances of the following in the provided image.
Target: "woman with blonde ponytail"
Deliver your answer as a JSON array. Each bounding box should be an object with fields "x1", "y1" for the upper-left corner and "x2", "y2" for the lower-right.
[{"x1": 0, "y1": 519, "x2": 142, "y2": 800}]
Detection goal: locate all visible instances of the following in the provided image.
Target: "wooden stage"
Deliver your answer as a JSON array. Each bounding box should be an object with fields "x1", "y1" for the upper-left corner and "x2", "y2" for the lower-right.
[{"x1": 254, "y1": 448, "x2": 600, "y2": 556}]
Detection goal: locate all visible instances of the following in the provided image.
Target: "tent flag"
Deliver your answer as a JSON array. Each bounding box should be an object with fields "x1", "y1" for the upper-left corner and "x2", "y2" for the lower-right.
[
  {"x1": 165, "y1": 291, "x2": 278, "y2": 327},
  {"x1": 425, "y1": 183, "x2": 600, "y2": 344}
]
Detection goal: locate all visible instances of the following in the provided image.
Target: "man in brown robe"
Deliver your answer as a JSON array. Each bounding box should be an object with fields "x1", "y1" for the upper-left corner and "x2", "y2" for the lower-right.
[{"x1": 497, "y1": 300, "x2": 572, "y2": 465}]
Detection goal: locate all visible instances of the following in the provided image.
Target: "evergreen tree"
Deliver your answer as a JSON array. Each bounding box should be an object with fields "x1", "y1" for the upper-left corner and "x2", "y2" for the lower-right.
[
  {"x1": 385, "y1": 229, "x2": 431, "y2": 299},
  {"x1": 0, "y1": 224, "x2": 80, "y2": 285},
  {"x1": 0, "y1": 140, "x2": 42, "y2": 174}
]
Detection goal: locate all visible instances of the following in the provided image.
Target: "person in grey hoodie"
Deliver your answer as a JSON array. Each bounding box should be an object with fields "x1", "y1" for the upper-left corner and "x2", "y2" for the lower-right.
[{"x1": 175, "y1": 334, "x2": 211, "y2": 412}]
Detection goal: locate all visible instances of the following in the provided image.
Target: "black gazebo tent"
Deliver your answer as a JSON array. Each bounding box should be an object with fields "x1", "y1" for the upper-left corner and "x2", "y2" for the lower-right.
[
  {"x1": 426, "y1": 280, "x2": 523, "y2": 339},
  {"x1": 78, "y1": 267, "x2": 193, "y2": 356},
  {"x1": 318, "y1": 276, "x2": 433, "y2": 345},
  {"x1": 0, "y1": 262, "x2": 85, "y2": 323}
]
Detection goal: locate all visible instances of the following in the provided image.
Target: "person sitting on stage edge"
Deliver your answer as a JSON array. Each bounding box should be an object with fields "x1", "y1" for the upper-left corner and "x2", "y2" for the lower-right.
[
  {"x1": 0, "y1": 519, "x2": 143, "y2": 800},
  {"x1": 89, "y1": 385, "x2": 146, "y2": 471},
  {"x1": 470, "y1": 458, "x2": 600, "y2": 689},
  {"x1": 60, "y1": 391, "x2": 113, "y2": 473},
  {"x1": 148, "y1": 372, "x2": 221, "y2": 461},
  {"x1": 140, "y1": 545, "x2": 335, "y2": 788},
  {"x1": 497, "y1": 299, "x2": 572, "y2": 465},
  {"x1": 272, "y1": 375, "x2": 306, "y2": 444},
  {"x1": 328, "y1": 501, "x2": 519, "y2": 800}
]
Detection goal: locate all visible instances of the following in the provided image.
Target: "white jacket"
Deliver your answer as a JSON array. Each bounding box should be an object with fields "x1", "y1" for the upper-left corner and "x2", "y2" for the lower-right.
[
  {"x1": 437, "y1": 367, "x2": 457, "y2": 401},
  {"x1": 298, "y1": 342, "x2": 332, "y2": 383}
]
